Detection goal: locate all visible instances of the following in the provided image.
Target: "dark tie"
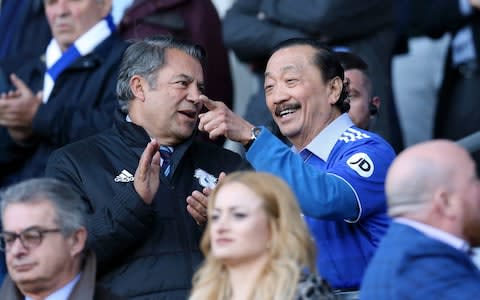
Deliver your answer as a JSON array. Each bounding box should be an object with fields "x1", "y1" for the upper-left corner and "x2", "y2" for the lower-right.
[{"x1": 159, "y1": 146, "x2": 173, "y2": 176}]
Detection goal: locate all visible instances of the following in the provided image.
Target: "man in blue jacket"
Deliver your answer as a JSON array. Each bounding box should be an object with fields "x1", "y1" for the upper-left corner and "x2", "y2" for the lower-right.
[
  {"x1": 0, "y1": 0, "x2": 127, "y2": 187},
  {"x1": 198, "y1": 38, "x2": 395, "y2": 296},
  {"x1": 360, "y1": 140, "x2": 480, "y2": 299}
]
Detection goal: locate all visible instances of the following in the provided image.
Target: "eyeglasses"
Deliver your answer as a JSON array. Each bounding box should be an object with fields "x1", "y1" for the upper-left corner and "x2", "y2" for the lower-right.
[{"x1": 0, "y1": 227, "x2": 62, "y2": 252}]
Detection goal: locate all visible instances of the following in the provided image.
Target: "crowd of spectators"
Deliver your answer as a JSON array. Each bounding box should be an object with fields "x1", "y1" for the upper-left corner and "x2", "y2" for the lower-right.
[{"x1": 0, "y1": 1, "x2": 479, "y2": 299}]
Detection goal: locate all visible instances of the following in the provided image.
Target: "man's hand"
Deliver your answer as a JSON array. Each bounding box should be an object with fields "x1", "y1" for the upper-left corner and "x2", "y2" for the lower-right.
[
  {"x1": 134, "y1": 140, "x2": 161, "y2": 205},
  {"x1": 187, "y1": 189, "x2": 209, "y2": 226},
  {"x1": 0, "y1": 74, "x2": 42, "y2": 134},
  {"x1": 471, "y1": 0, "x2": 480, "y2": 9},
  {"x1": 198, "y1": 95, "x2": 254, "y2": 145},
  {"x1": 186, "y1": 172, "x2": 226, "y2": 225}
]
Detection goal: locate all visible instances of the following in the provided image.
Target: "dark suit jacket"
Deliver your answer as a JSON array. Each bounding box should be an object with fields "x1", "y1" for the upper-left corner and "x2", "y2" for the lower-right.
[
  {"x1": 0, "y1": 34, "x2": 127, "y2": 187},
  {"x1": 360, "y1": 221, "x2": 480, "y2": 300}
]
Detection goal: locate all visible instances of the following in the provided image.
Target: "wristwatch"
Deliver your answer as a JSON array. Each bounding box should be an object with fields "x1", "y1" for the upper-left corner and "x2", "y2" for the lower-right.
[{"x1": 244, "y1": 127, "x2": 262, "y2": 150}]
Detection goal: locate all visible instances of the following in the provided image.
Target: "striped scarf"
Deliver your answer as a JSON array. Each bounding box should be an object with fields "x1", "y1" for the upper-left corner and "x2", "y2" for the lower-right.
[{"x1": 42, "y1": 14, "x2": 115, "y2": 103}]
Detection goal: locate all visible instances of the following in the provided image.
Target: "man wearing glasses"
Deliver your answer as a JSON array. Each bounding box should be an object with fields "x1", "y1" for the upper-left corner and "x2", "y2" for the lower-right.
[{"x1": 0, "y1": 178, "x2": 124, "y2": 299}]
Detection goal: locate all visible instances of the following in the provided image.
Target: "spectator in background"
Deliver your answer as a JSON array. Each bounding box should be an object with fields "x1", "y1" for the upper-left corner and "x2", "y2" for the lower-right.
[
  {"x1": 335, "y1": 51, "x2": 381, "y2": 130},
  {"x1": 189, "y1": 171, "x2": 335, "y2": 300},
  {"x1": 198, "y1": 38, "x2": 395, "y2": 297},
  {"x1": 223, "y1": 0, "x2": 404, "y2": 153},
  {"x1": 0, "y1": 178, "x2": 124, "y2": 299},
  {"x1": 0, "y1": 0, "x2": 127, "y2": 187},
  {"x1": 46, "y1": 36, "x2": 247, "y2": 299},
  {"x1": 361, "y1": 140, "x2": 480, "y2": 299}
]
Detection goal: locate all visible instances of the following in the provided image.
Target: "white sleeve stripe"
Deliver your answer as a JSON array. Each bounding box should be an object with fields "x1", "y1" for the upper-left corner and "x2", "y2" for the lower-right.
[{"x1": 327, "y1": 172, "x2": 362, "y2": 223}]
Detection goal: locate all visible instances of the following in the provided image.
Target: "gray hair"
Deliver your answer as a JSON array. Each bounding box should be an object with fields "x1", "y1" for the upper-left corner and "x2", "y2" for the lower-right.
[
  {"x1": 116, "y1": 35, "x2": 207, "y2": 113},
  {"x1": 0, "y1": 178, "x2": 87, "y2": 236}
]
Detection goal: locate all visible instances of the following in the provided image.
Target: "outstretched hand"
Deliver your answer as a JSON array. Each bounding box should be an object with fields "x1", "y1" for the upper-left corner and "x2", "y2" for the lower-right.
[
  {"x1": 186, "y1": 172, "x2": 226, "y2": 226},
  {"x1": 198, "y1": 95, "x2": 254, "y2": 145},
  {"x1": 0, "y1": 74, "x2": 42, "y2": 142},
  {"x1": 134, "y1": 140, "x2": 161, "y2": 205}
]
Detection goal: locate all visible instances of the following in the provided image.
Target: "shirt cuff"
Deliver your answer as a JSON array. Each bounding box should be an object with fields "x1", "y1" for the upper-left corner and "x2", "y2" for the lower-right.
[{"x1": 459, "y1": 0, "x2": 473, "y2": 16}]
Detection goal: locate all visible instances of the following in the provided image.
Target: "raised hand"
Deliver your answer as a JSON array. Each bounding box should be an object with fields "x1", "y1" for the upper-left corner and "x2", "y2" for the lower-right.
[
  {"x1": 134, "y1": 139, "x2": 161, "y2": 205},
  {"x1": 198, "y1": 95, "x2": 254, "y2": 145},
  {"x1": 186, "y1": 172, "x2": 226, "y2": 226},
  {"x1": 0, "y1": 74, "x2": 42, "y2": 129}
]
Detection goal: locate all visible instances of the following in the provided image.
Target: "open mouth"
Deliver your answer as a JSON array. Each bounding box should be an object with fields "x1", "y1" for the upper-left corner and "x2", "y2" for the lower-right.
[
  {"x1": 178, "y1": 110, "x2": 197, "y2": 119},
  {"x1": 275, "y1": 104, "x2": 301, "y2": 118}
]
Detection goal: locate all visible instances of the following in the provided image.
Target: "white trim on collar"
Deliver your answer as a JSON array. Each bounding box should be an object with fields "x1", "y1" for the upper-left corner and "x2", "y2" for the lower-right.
[
  {"x1": 299, "y1": 113, "x2": 353, "y2": 161},
  {"x1": 395, "y1": 218, "x2": 471, "y2": 253}
]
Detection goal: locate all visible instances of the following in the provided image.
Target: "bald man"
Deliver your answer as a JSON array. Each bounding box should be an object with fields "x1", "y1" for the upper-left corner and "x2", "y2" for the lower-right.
[{"x1": 360, "y1": 140, "x2": 480, "y2": 299}]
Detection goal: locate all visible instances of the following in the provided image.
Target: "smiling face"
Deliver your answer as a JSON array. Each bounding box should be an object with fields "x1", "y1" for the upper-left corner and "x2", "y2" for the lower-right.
[
  {"x1": 45, "y1": 0, "x2": 111, "y2": 51},
  {"x1": 3, "y1": 200, "x2": 82, "y2": 297},
  {"x1": 209, "y1": 182, "x2": 271, "y2": 267},
  {"x1": 136, "y1": 48, "x2": 205, "y2": 145},
  {"x1": 264, "y1": 45, "x2": 341, "y2": 149}
]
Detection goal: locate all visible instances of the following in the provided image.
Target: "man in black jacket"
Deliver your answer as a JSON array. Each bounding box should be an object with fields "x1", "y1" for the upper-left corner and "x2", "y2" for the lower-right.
[{"x1": 46, "y1": 36, "x2": 246, "y2": 300}]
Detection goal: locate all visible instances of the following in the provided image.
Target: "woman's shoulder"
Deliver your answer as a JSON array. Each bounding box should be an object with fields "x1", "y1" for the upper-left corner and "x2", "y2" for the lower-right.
[{"x1": 294, "y1": 272, "x2": 336, "y2": 300}]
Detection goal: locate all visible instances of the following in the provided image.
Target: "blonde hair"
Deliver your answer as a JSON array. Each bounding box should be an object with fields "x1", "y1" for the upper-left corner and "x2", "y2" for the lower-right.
[{"x1": 189, "y1": 171, "x2": 316, "y2": 300}]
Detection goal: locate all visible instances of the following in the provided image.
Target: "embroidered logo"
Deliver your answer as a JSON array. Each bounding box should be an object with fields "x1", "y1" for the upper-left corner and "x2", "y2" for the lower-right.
[
  {"x1": 347, "y1": 153, "x2": 374, "y2": 178},
  {"x1": 339, "y1": 128, "x2": 370, "y2": 143},
  {"x1": 114, "y1": 169, "x2": 134, "y2": 182},
  {"x1": 194, "y1": 169, "x2": 218, "y2": 189}
]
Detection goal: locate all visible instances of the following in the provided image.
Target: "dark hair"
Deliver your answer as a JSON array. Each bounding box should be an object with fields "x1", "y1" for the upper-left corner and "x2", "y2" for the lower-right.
[
  {"x1": 335, "y1": 51, "x2": 369, "y2": 73},
  {"x1": 335, "y1": 51, "x2": 374, "y2": 98},
  {"x1": 270, "y1": 38, "x2": 350, "y2": 113},
  {"x1": 116, "y1": 35, "x2": 207, "y2": 113}
]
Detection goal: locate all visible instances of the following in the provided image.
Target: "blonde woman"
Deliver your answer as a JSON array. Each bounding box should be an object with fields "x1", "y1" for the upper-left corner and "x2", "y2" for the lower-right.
[{"x1": 189, "y1": 171, "x2": 334, "y2": 300}]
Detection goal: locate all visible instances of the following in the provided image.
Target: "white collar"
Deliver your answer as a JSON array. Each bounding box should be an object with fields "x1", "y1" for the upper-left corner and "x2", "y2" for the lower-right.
[
  {"x1": 43, "y1": 16, "x2": 114, "y2": 103},
  {"x1": 45, "y1": 17, "x2": 113, "y2": 68},
  {"x1": 395, "y1": 218, "x2": 471, "y2": 253},
  {"x1": 297, "y1": 113, "x2": 353, "y2": 161},
  {"x1": 25, "y1": 273, "x2": 81, "y2": 300}
]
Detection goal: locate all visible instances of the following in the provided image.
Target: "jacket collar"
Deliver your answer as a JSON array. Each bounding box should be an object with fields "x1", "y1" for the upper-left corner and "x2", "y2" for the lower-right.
[{"x1": 113, "y1": 109, "x2": 195, "y2": 181}]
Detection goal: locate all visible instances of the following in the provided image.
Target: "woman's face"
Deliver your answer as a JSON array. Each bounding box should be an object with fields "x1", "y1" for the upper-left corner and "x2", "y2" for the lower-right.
[{"x1": 209, "y1": 182, "x2": 271, "y2": 266}]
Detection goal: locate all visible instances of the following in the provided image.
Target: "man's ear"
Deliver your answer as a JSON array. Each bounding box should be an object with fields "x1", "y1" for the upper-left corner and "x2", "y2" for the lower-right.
[
  {"x1": 433, "y1": 189, "x2": 457, "y2": 219},
  {"x1": 130, "y1": 75, "x2": 146, "y2": 102},
  {"x1": 327, "y1": 77, "x2": 343, "y2": 106},
  {"x1": 371, "y1": 96, "x2": 381, "y2": 110},
  {"x1": 69, "y1": 227, "x2": 87, "y2": 257}
]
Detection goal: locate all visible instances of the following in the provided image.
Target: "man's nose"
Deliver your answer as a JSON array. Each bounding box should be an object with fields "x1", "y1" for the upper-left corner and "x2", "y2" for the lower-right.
[
  {"x1": 187, "y1": 86, "x2": 202, "y2": 104},
  {"x1": 270, "y1": 86, "x2": 289, "y2": 104},
  {"x1": 52, "y1": 0, "x2": 71, "y2": 17}
]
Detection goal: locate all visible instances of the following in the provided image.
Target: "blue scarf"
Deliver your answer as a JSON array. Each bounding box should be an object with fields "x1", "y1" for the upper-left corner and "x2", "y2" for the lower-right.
[{"x1": 42, "y1": 14, "x2": 115, "y2": 103}]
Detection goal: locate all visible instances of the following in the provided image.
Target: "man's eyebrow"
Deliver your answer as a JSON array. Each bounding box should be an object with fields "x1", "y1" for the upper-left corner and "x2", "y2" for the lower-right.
[
  {"x1": 265, "y1": 65, "x2": 298, "y2": 78},
  {"x1": 172, "y1": 74, "x2": 193, "y2": 81},
  {"x1": 2, "y1": 225, "x2": 43, "y2": 234}
]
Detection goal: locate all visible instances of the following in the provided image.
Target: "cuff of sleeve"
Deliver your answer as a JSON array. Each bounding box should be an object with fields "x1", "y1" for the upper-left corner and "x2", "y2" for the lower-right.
[
  {"x1": 459, "y1": 0, "x2": 473, "y2": 15},
  {"x1": 109, "y1": 183, "x2": 155, "y2": 225}
]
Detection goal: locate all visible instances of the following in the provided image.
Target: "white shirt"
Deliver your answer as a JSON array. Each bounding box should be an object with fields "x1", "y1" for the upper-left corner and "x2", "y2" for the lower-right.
[
  {"x1": 396, "y1": 218, "x2": 471, "y2": 253},
  {"x1": 25, "y1": 273, "x2": 81, "y2": 300}
]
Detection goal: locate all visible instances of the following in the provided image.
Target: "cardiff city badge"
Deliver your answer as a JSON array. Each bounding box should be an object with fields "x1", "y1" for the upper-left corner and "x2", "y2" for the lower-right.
[{"x1": 194, "y1": 168, "x2": 218, "y2": 189}]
